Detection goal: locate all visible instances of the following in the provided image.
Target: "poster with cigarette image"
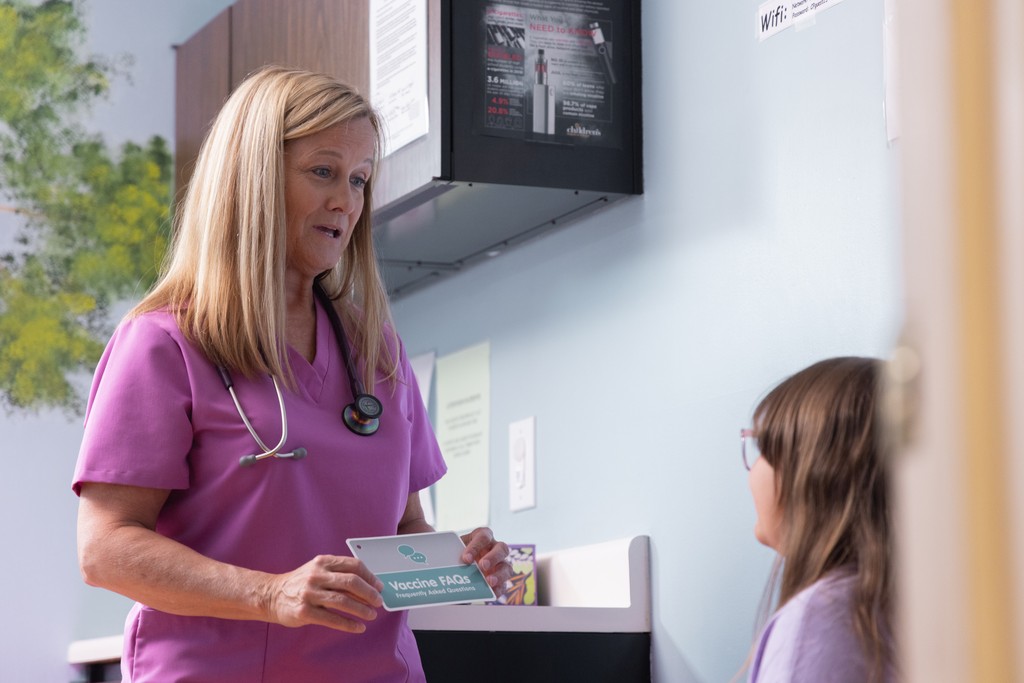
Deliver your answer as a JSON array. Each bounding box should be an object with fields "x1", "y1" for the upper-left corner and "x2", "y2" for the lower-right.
[{"x1": 478, "y1": 0, "x2": 623, "y2": 148}]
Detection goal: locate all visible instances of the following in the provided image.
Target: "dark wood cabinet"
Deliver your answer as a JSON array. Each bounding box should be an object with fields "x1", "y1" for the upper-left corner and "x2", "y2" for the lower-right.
[
  {"x1": 173, "y1": 7, "x2": 231, "y2": 199},
  {"x1": 229, "y1": 0, "x2": 369, "y2": 87}
]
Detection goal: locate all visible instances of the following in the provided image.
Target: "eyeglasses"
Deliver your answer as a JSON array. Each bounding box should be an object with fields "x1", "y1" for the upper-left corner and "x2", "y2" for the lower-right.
[{"x1": 740, "y1": 428, "x2": 761, "y2": 471}]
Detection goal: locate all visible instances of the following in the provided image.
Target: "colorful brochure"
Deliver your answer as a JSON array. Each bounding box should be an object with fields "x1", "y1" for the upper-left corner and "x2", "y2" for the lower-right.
[{"x1": 486, "y1": 544, "x2": 537, "y2": 606}]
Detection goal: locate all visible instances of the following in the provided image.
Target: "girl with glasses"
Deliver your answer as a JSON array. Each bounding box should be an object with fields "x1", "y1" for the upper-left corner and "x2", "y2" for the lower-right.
[{"x1": 741, "y1": 357, "x2": 896, "y2": 682}]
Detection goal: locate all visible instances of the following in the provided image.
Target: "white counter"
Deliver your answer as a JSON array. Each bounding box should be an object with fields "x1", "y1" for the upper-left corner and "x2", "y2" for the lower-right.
[{"x1": 408, "y1": 535, "x2": 650, "y2": 633}]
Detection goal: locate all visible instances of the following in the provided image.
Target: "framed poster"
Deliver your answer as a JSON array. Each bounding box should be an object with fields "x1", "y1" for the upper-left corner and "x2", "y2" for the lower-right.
[{"x1": 474, "y1": 0, "x2": 626, "y2": 149}]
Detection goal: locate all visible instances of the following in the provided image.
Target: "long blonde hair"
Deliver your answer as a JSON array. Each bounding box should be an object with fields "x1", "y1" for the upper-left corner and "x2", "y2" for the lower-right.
[
  {"x1": 132, "y1": 66, "x2": 395, "y2": 390},
  {"x1": 752, "y1": 356, "x2": 894, "y2": 680}
]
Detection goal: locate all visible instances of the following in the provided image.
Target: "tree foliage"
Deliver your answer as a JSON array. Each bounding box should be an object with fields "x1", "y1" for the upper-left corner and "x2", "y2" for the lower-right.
[{"x1": 0, "y1": 0, "x2": 172, "y2": 413}]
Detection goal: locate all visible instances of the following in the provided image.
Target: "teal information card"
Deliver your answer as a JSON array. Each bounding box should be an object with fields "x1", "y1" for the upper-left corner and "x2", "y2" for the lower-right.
[{"x1": 347, "y1": 531, "x2": 497, "y2": 611}]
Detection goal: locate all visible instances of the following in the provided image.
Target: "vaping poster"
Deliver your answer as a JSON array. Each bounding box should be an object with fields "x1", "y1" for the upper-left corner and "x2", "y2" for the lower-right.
[{"x1": 479, "y1": 1, "x2": 621, "y2": 148}]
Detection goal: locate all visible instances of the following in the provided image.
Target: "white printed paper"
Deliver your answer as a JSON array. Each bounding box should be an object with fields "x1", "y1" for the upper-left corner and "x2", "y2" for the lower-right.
[
  {"x1": 409, "y1": 350, "x2": 436, "y2": 410},
  {"x1": 758, "y1": 1, "x2": 792, "y2": 41},
  {"x1": 433, "y1": 342, "x2": 490, "y2": 533},
  {"x1": 409, "y1": 350, "x2": 437, "y2": 526},
  {"x1": 369, "y1": 0, "x2": 429, "y2": 156},
  {"x1": 758, "y1": 0, "x2": 848, "y2": 42}
]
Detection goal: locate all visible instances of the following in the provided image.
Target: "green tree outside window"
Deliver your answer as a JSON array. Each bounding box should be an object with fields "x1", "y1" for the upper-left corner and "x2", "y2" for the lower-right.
[{"x1": 0, "y1": 0, "x2": 172, "y2": 414}]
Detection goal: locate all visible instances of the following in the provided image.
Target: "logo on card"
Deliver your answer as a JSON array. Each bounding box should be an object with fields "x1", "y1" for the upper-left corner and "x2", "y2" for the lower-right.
[{"x1": 398, "y1": 544, "x2": 428, "y2": 564}]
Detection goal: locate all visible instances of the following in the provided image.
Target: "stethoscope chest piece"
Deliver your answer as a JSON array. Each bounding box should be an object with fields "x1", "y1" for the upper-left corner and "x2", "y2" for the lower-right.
[
  {"x1": 315, "y1": 281, "x2": 384, "y2": 438},
  {"x1": 344, "y1": 394, "x2": 382, "y2": 436}
]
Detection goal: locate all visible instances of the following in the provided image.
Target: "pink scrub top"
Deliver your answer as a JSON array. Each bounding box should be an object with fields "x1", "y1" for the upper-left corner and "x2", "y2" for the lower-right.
[{"x1": 73, "y1": 302, "x2": 447, "y2": 683}]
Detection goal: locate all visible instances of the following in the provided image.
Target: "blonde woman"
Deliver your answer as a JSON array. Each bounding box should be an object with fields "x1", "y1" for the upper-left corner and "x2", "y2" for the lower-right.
[
  {"x1": 741, "y1": 357, "x2": 896, "y2": 682},
  {"x1": 73, "y1": 67, "x2": 511, "y2": 682}
]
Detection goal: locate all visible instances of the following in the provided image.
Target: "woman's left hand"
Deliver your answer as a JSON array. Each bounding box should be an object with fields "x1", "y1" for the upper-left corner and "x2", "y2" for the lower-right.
[{"x1": 460, "y1": 527, "x2": 513, "y2": 590}]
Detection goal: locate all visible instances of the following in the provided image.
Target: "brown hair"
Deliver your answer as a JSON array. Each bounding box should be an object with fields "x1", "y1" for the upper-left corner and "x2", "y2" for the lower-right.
[
  {"x1": 753, "y1": 356, "x2": 894, "y2": 679},
  {"x1": 132, "y1": 66, "x2": 395, "y2": 390}
]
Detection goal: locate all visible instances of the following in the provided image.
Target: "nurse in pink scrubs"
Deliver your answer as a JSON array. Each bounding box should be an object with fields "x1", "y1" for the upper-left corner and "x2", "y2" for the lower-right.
[{"x1": 73, "y1": 66, "x2": 512, "y2": 683}]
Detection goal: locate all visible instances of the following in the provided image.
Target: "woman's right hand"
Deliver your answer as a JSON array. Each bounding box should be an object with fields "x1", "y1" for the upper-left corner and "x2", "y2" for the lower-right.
[{"x1": 266, "y1": 555, "x2": 384, "y2": 632}]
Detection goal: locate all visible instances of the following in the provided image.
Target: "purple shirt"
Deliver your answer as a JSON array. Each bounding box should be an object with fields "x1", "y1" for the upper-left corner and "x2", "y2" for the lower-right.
[
  {"x1": 73, "y1": 302, "x2": 446, "y2": 682},
  {"x1": 749, "y1": 572, "x2": 895, "y2": 683}
]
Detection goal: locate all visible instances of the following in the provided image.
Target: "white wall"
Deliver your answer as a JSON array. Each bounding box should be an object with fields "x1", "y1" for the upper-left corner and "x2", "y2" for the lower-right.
[
  {"x1": 390, "y1": 2, "x2": 901, "y2": 682},
  {"x1": 0, "y1": 1, "x2": 900, "y2": 682}
]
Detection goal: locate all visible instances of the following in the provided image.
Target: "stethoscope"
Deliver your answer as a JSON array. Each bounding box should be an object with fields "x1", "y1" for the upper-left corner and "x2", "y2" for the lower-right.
[{"x1": 218, "y1": 282, "x2": 383, "y2": 467}]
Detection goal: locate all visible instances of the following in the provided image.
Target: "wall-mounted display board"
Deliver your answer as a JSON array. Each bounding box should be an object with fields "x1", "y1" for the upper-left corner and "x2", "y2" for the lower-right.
[
  {"x1": 175, "y1": 0, "x2": 643, "y2": 297},
  {"x1": 459, "y1": 1, "x2": 635, "y2": 178}
]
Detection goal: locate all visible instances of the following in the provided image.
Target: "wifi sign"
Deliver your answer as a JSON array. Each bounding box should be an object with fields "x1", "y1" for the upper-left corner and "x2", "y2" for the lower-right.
[{"x1": 758, "y1": 1, "x2": 792, "y2": 41}]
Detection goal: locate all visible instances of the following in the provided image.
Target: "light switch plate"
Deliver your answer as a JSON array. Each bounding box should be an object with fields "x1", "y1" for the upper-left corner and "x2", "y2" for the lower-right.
[{"x1": 508, "y1": 417, "x2": 536, "y2": 512}]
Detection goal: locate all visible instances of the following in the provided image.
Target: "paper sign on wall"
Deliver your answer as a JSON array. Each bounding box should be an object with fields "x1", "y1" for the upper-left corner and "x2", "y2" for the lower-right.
[
  {"x1": 433, "y1": 342, "x2": 490, "y2": 532},
  {"x1": 758, "y1": 0, "x2": 848, "y2": 42},
  {"x1": 369, "y1": 0, "x2": 429, "y2": 156},
  {"x1": 409, "y1": 350, "x2": 437, "y2": 527}
]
